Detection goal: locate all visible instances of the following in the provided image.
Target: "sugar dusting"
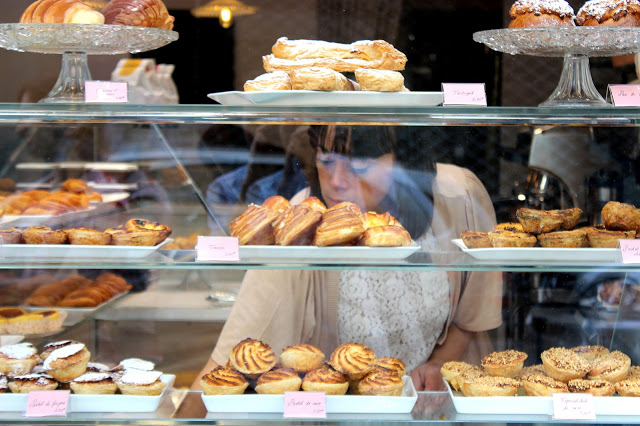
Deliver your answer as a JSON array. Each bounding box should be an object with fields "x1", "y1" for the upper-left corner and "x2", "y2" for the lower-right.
[
  {"x1": 0, "y1": 343, "x2": 36, "y2": 359},
  {"x1": 119, "y1": 358, "x2": 155, "y2": 371},
  {"x1": 0, "y1": 375, "x2": 7, "y2": 388},
  {"x1": 73, "y1": 372, "x2": 111, "y2": 383},
  {"x1": 43, "y1": 343, "x2": 85, "y2": 369},
  {"x1": 514, "y1": 0, "x2": 575, "y2": 16},
  {"x1": 119, "y1": 370, "x2": 162, "y2": 385},
  {"x1": 578, "y1": 0, "x2": 638, "y2": 20}
]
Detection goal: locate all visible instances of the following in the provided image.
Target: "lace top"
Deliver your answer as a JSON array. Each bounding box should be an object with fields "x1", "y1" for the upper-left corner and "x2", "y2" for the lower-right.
[{"x1": 338, "y1": 227, "x2": 450, "y2": 372}]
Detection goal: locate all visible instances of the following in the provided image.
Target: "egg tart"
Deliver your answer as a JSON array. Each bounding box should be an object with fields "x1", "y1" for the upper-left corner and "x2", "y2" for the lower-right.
[
  {"x1": 516, "y1": 208, "x2": 565, "y2": 234},
  {"x1": 537, "y1": 229, "x2": 587, "y2": 248},
  {"x1": 461, "y1": 231, "x2": 492, "y2": 248}
]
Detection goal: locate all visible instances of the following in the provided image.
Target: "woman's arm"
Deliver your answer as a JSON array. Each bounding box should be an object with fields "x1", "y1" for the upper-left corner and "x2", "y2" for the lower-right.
[
  {"x1": 191, "y1": 357, "x2": 219, "y2": 390},
  {"x1": 409, "y1": 324, "x2": 473, "y2": 391}
]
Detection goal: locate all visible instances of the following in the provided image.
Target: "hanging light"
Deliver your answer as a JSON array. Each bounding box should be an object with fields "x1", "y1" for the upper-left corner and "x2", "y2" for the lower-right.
[{"x1": 191, "y1": 0, "x2": 258, "y2": 28}]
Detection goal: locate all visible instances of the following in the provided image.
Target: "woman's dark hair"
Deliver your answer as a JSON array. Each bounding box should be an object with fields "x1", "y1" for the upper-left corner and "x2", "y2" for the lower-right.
[{"x1": 308, "y1": 125, "x2": 396, "y2": 159}]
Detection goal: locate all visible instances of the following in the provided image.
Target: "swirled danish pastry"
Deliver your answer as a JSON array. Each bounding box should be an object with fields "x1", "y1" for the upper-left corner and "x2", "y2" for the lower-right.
[
  {"x1": 230, "y1": 205, "x2": 280, "y2": 245},
  {"x1": 273, "y1": 205, "x2": 322, "y2": 246},
  {"x1": 228, "y1": 338, "x2": 277, "y2": 379},
  {"x1": 313, "y1": 206, "x2": 365, "y2": 247},
  {"x1": 200, "y1": 366, "x2": 249, "y2": 395},
  {"x1": 299, "y1": 196, "x2": 327, "y2": 213},
  {"x1": 329, "y1": 342, "x2": 375, "y2": 380}
]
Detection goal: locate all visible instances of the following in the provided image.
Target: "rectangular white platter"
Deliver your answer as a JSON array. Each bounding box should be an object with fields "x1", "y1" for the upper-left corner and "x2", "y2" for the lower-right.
[
  {"x1": 0, "y1": 374, "x2": 175, "y2": 413},
  {"x1": 208, "y1": 90, "x2": 444, "y2": 107},
  {"x1": 237, "y1": 242, "x2": 419, "y2": 262},
  {"x1": 451, "y1": 239, "x2": 620, "y2": 262},
  {"x1": 0, "y1": 239, "x2": 172, "y2": 260},
  {"x1": 202, "y1": 376, "x2": 417, "y2": 413},
  {"x1": 446, "y1": 381, "x2": 640, "y2": 416}
]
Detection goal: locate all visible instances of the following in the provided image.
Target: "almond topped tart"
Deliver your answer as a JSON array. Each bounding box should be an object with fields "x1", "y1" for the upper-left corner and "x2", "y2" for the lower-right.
[
  {"x1": 615, "y1": 379, "x2": 640, "y2": 396},
  {"x1": 521, "y1": 374, "x2": 568, "y2": 396},
  {"x1": 441, "y1": 361, "x2": 483, "y2": 391},
  {"x1": 481, "y1": 350, "x2": 528, "y2": 378},
  {"x1": 517, "y1": 364, "x2": 548, "y2": 380},
  {"x1": 628, "y1": 365, "x2": 640, "y2": 380},
  {"x1": 568, "y1": 378, "x2": 615, "y2": 396},
  {"x1": 463, "y1": 376, "x2": 520, "y2": 397},
  {"x1": 541, "y1": 347, "x2": 591, "y2": 382},
  {"x1": 587, "y1": 350, "x2": 631, "y2": 382},
  {"x1": 459, "y1": 368, "x2": 490, "y2": 396},
  {"x1": 570, "y1": 345, "x2": 609, "y2": 363}
]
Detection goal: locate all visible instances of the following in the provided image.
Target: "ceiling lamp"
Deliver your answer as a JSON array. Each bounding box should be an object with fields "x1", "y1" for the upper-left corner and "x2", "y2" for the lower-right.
[{"x1": 191, "y1": 0, "x2": 258, "y2": 29}]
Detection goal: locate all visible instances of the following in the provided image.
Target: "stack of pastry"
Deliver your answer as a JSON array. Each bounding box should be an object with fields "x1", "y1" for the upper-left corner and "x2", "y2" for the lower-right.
[
  {"x1": 230, "y1": 196, "x2": 411, "y2": 247},
  {"x1": 243, "y1": 37, "x2": 408, "y2": 93},
  {"x1": 200, "y1": 338, "x2": 406, "y2": 397},
  {"x1": 442, "y1": 344, "x2": 640, "y2": 397}
]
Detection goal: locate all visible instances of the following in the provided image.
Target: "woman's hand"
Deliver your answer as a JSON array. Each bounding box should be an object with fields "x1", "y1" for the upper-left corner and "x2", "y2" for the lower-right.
[{"x1": 410, "y1": 361, "x2": 446, "y2": 391}]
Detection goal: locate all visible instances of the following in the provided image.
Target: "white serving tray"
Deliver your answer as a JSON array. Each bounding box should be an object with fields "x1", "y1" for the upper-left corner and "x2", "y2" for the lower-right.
[
  {"x1": 446, "y1": 380, "x2": 640, "y2": 416},
  {"x1": 0, "y1": 239, "x2": 172, "y2": 260},
  {"x1": 208, "y1": 90, "x2": 444, "y2": 107},
  {"x1": 237, "y1": 242, "x2": 420, "y2": 262},
  {"x1": 451, "y1": 239, "x2": 620, "y2": 262},
  {"x1": 202, "y1": 376, "x2": 417, "y2": 413},
  {"x1": 0, "y1": 374, "x2": 175, "y2": 413}
]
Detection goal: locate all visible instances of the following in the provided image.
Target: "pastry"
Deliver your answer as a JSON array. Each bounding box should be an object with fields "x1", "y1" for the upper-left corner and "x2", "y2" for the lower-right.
[
  {"x1": 541, "y1": 347, "x2": 591, "y2": 382},
  {"x1": 40, "y1": 340, "x2": 78, "y2": 360},
  {"x1": 279, "y1": 344, "x2": 325, "y2": 373},
  {"x1": 551, "y1": 208, "x2": 583, "y2": 230},
  {"x1": 537, "y1": 228, "x2": 587, "y2": 248},
  {"x1": 115, "y1": 357, "x2": 155, "y2": 372},
  {"x1": 615, "y1": 378, "x2": 640, "y2": 396},
  {"x1": 230, "y1": 204, "x2": 280, "y2": 245},
  {"x1": 289, "y1": 67, "x2": 354, "y2": 91},
  {"x1": 570, "y1": 345, "x2": 609, "y2": 362},
  {"x1": 70, "y1": 372, "x2": 117, "y2": 394},
  {"x1": 22, "y1": 226, "x2": 68, "y2": 244},
  {"x1": 228, "y1": 338, "x2": 277, "y2": 379},
  {"x1": 20, "y1": 0, "x2": 105, "y2": 24},
  {"x1": 460, "y1": 231, "x2": 492, "y2": 248},
  {"x1": 587, "y1": 350, "x2": 630, "y2": 382},
  {"x1": 301, "y1": 365, "x2": 349, "y2": 395},
  {"x1": 0, "y1": 307, "x2": 27, "y2": 334},
  {"x1": 5, "y1": 309, "x2": 65, "y2": 335},
  {"x1": 357, "y1": 225, "x2": 411, "y2": 247},
  {"x1": 65, "y1": 228, "x2": 111, "y2": 245},
  {"x1": 313, "y1": 206, "x2": 365, "y2": 247},
  {"x1": 273, "y1": 205, "x2": 322, "y2": 246},
  {"x1": 116, "y1": 370, "x2": 166, "y2": 395},
  {"x1": 355, "y1": 68, "x2": 405, "y2": 92},
  {"x1": 255, "y1": 368, "x2": 302, "y2": 394},
  {"x1": 373, "y1": 357, "x2": 406, "y2": 378},
  {"x1": 576, "y1": 0, "x2": 640, "y2": 26},
  {"x1": 43, "y1": 342, "x2": 90, "y2": 382},
  {"x1": 261, "y1": 195, "x2": 290, "y2": 213},
  {"x1": 106, "y1": 223, "x2": 170, "y2": 246},
  {"x1": 358, "y1": 370, "x2": 404, "y2": 396},
  {"x1": 0, "y1": 228, "x2": 22, "y2": 244},
  {"x1": 508, "y1": 0, "x2": 576, "y2": 27},
  {"x1": 86, "y1": 362, "x2": 111, "y2": 373},
  {"x1": 586, "y1": 226, "x2": 636, "y2": 247},
  {"x1": 458, "y1": 367, "x2": 489, "y2": 395},
  {"x1": 568, "y1": 378, "x2": 615, "y2": 396},
  {"x1": 362, "y1": 212, "x2": 401, "y2": 229},
  {"x1": 463, "y1": 375, "x2": 520, "y2": 396},
  {"x1": 516, "y1": 208, "x2": 565, "y2": 234},
  {"x1": 481, "y1": 350, "x2": 528, "y2": 378},
  {"x1": 244, "y1": 71, "x2": 292, "y2": 91},
  {"x1": 521, "y1": 374, "x2": 568, "y2": 396},
  {"x1": 0, "y1": 343, "x2": 39, "y2": 378},
  {"x1": 440, "y1": 361, "x2": 482, "y2": 391},
  {"x1": 299, "y1": 197, "x2": 327, "y2": 213},
  {"x1": 0, "y1": 374, "x2": 7, "y2": 393},
  {"x1": 200, "y1": 366, "x2": 249, "y2": 395},
  {"x1": 101, "y1": 0, "x2": 174, "y2": 29},
  {"x1": 488, "y1": 230, "x2": 537, "y2": 247},
  {"x1": 8, "y1": 373, "x2": 58, "y2": 393},
  {"x1": 601, "y1": 201, "x2": 640, "y2": 232},
  {"x1": 493, "y1": 222, "x2": 525, "y2": 232},
  {"x1": 329, "y1": 342, "x2": 375, "y2": 380},
  {"x1": 517, "y1": 364, "x2": 548, "y2": 380},
  {"x1": 628, "y1": 365, "x2": 640, "y2": 379}
]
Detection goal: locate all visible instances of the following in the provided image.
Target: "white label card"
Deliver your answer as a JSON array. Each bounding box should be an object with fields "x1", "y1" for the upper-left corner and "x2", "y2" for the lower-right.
[
  {"x1": 441, "y1": 83, "x2": 487, "y2": 106},
  {"x1": 552, "y1": 393, "x2": 596, "y2": 420}
]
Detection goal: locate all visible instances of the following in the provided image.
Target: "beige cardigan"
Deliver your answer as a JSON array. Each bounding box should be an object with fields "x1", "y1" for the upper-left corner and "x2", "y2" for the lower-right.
[{"x1": 212, "y1": 163, "x2": 502, "y2": 366}]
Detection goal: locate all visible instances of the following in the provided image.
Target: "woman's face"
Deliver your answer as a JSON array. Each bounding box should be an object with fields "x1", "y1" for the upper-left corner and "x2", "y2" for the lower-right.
[{"x1": 316, "y1": 150, "x2": 394, "y2": 211}]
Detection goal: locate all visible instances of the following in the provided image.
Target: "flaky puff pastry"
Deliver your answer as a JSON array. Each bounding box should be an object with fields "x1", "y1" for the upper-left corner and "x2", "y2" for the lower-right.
[
  {"x1": 355, "y1": 68, "x2": 406, "y2": 92},
  {"x1": 262, "y1": 195, "x2": 291, "y2": 213},
  {"x1": 516, "y1": 208, "x2": 565, "y2": 234},
  {"x1": 602, "y1": 201, "x2": 640, "y2": 233},
  {"x1": 587, "y1": 350, "x2": 631, "y2": 382},
  {"x1": 463, "y1": 376, "x2": 520, "y2": 397},
  {"x1": 244, "y1": 71, "x2": 292, "y2": 91},
  {"x1": 537, "y1": 229, "x2": 587, "y2": 248},
  {"x1": 576, "y1": 0, "x2": 640, "y2": 26},
  {"x1": 358, "y1": 225, "x2": 411, "y2": 247},
  {"x1": 440, "y1": 361, "x2": 482, "y2": 391},
  {"x1": 230, "y1": 204, "x2": 280, "y2": 245},
  {"x1": 279, "y1": 344, "x2": 325, "y2": 373},
  {"x1": 299, "y1": 196, "x2": 327, "y2": 213},
  {"x1": 313, "y1": 206, "x2": 365, "y2": 247},
  {"x1": 586, "y1": 226, "x2": 635, "y2": 248},
  {"x1": 255, "y1": 368, "x2": 302, "y2": 394},
  {"x1": 358, "y1": 370, "x2": 404, "y2": 396},
  {"x1": 289, "y1": 67, "x2": 354, "y2": 91},
  {"x1": 521, "y1": 374, "x2": 568, "y2": 396},
  {"x1": 541, "y1": 347, "x2": 591, "y2": 382},
  {"x1": 43, "y1": 343, "x2": 90, "y2": 382},
  {"x1": 329, "y1": 342, "x2": 375, "y2": 381},
  {"x1": 65, "y1": 228, "x2": 112, "y2": 245},
  {"x1": 481, "y1": 350, "x2": 528, "y2": 378},
  {"x1": 488, "y1": 230, "x2": 537, "y2": 247},
  {"x1": 273, "y1": 205, "x2": 322, "y2": 246},
  {"x1": 22, "y1": 226, "x2": 67, "y2": 244},
  {"x1": 461, "y1": 231, "x2": 492, "y2": 248},
  {"x1": 200, "y1": 366, "x2": 249, "y2": 395},
  {"x1": 229, "y1": 338, "x2": 277, "y2": 379},
  {"x1": 362, "y1": 211, "x2": 401, "y2": 229},
  {"x1": 568, "y1": 378, "x2": 615, "y2": 396},
  {"x1": 8, "y1": 373, "x2": 58, "y2": 393},
  {"x1": 302, "y1": 365, "x2": 349, "y2": 395}
]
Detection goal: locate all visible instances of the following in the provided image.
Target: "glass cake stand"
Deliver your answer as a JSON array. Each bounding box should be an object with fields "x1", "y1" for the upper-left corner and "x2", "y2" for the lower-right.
[
  {"x1": 473, "y1": 27, "x2": 640, "y2": 107},
  {"x1": 0, "y1": 23, "x2": 179, "y2": 103}
]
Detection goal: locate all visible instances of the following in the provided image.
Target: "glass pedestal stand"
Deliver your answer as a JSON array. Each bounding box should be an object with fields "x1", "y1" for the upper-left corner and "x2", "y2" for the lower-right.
[
  {"x1": 43, "y1": 52, "x2": 92, "y2": 103},
  {"x1": 541, "y1": 53, "x2": 608, "y2": 107}
]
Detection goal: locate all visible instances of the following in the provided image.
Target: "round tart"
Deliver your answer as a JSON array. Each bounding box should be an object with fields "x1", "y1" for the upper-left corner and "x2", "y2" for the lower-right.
[
  {"x1": 0, "y1": 343, "x2": 39, "y2": 378},
  {"x1": 255, "y1": 368, "x2": 302, "y2": 394},
  {"x1": 65, "y1": 228, "x2": 111, "y2": 245},
  {"x1": 0, "y1": 307, "x2": 27, "y2": 334},
  {"x1": 521, "y1": 374, "x2": 568, "y2": 396},
  {"x1": 440, "y1": 361, "x2": 482, "y2": 391},
  {"x1": 8, "y1": 373, "x2": 58, "y2": 393},
  {"x1": 329, "y1": 342, "x2": 375, "y2": 380},
  {"x1": 541, "y1": 347, "x2": 591, "y2": 382},
  {"x1": 568, "y1": 378, "x2": 615, "y2": 396},
  {"x1": 22, "y1": 226, "x2": 67, "y2": 244},
  {"x1": 628, "y1": 365, "x2": 640, "y2": 380},
  {"x1": 587, "y1": 350, "x2": 630, "y2": 382},
  {"x1": 200, "y1": 366, "x2": 249, "y2": 395},
  {"x1": 516, "y1": 208, "x2": 565, "y2": 234},
  {"x1": 576, "y1": 0, "x2": 640, "y2": 26},
  {"x1": 229, "y1": 338, "x2": 277, "y2": 379},
  {"x1": 358, "y1": 370, "x2": 404, "y2": 396},
  {"x1": 601, "y1": 201, "x2": 640, "y2": 232},
  {"x1": 43, "y1": 342, "x2": 90, "y2": 382},
  {"x1": 302, "y1": 365, "x2": 349, "y2": 395},
  {"x1": 116, "y1": 357, "x2": 155, "y2": 372},
  {"x1": 537, "y1": 229, "x2": 587, "y2": 248},
  {"x1": 459, "y1": 368, "x2": 489, "y2": 396},
  {"x1": 116, "y1": 370, "x2": 165, "y2": 396},
  {"x1": 463, "y1": 375, "x2": 520, "y2": 397},
  {"x1": 615, "y1": 378, "x2": 640, "y2": 396},
  {"x1": 493, "y1": 222, "x2": 525, "y2": 232},
  {"x1": 461, "y1": 231, "x2": 491, "y2": 248},
  {"x1": 508, "y1": 0, "x2": 576, "y2": 28},
  {"x1": 0, "y1": 228, "x2": 22, "y2": 244},
  {"x1": 6, "y1": 310, "x2": 65, "y2": 335},
  {"x1": 86, "y1": 362, "x2": 111, "y2": 373},
  {"x1": 373, "y1": 357, "x2": 406, "y2": 378},
  {"x1": 481, "y1": 350, "x2": 528, "y2": 378},
  {"x1": 552, "y1": 208, "x2": 583, "y2": 230},
  {"x1": 41, "y1": 340, "x2": 78, "y2": 360},
  {"x1": 517, "y1": 364, "x2": 548, "y2": 380},
  {"x1": 570, "y1": 345, "x2": 609, "y2": 363},
  {"x1": 488, "y1": 230, "x2": 537, "y2": 247},
  {"x1": 586, "y1": 226, "x2": 636, "y2": 248},
  {"x1": 279, "y1": 344, "x2": 325, "y2": 373},
  {"x1": 70, "y1": 372, "x2": 117, "y2": 394}
]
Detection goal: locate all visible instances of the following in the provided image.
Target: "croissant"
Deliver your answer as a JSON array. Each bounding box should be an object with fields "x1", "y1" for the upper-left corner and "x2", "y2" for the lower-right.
[
  {"x1": 101, "y1": 0, "x2": 174, "y2": 30},
  {"x1": 20, "y1": 0, "x2": 105, "y2": 24}
]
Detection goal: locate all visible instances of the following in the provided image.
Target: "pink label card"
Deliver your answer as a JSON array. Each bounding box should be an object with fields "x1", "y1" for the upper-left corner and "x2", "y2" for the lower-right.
[
  {"x1": 25, "y1": 390, "x2": 70, "y2": 417},
  {"x1": 608, "y1": 84, "x2": 640, "y2": 107},
  {"x1": 85, "y1": 81, "x2": 128, "y2": 103},
  {"x1": 619, "y1": 239, "x2": 640, "y2": 263},
  {"x1": 441, "y1": 83, "x2": 487, "y2": 106},
  {"x1": 283, "y1": 391, "x2": 326, "y2": 419},
  {"x1": 196, "y1": 236, "x2": 239, "y2": 262},
  {"x1": 552, "y1": 393, "x2": 595, "y2": 420}
]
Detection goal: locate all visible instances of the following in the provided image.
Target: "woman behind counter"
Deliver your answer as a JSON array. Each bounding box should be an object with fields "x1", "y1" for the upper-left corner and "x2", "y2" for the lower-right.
[{"x1": 193, "y1": 125, "x2": 502, "y2": 391}]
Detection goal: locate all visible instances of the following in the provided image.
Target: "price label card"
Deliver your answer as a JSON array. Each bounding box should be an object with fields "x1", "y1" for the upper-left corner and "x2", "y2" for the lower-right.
[
  {"x1": 85, "y1": 81, "x2": 128, "y2": 103},
  {"x1": 25, "y1": 390, "x2": 70, "y2": 417},
  {"x1": 608, "y1": 84, "x2": 640, "y2": 107},
  {"x1": 283, "y1": 391, "x2": 326, "y2": 419},
  {"x1": 619, "y1": 239, "x2": 640, "y2": 263},
  {"x1": 552, "y1": 393, "x2": 596, "y2": 421},
  {"x1": 196, "y1": 236, "x2": 239, "y2": 262},
  {"x1": 441, "y1": 83, "x2": 487, "y2": 106}
]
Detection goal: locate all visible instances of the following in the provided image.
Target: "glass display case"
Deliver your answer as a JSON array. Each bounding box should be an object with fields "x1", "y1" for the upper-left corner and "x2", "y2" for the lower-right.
[{"x1": 1, "y1": 103, "x2": 640, "y2": 424}]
